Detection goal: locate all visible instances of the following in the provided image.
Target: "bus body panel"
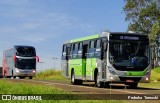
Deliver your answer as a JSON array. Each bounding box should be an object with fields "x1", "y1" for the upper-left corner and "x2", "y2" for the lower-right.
[{"x1": 61, "y1": 60, "x2": 69, "y2": 78}]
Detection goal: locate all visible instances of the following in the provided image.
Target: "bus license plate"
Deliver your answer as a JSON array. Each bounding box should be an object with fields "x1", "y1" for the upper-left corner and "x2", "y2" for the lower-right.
[
  {"x1": 126, "y1": 80, "x2": 134, "y2": 82},
  {"x1": 24, "y1": 71, "x2": 29, "y2": 74}
]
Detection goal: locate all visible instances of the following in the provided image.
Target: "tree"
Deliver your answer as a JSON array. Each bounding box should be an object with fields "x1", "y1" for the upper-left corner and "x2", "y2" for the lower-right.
[{"x1": 123, "y1": 0, "x2": 160, "y2": 67}]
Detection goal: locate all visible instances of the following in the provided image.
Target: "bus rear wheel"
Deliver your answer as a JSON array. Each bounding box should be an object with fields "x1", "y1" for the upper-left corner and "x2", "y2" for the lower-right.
[{"x1": 71, "y1": 71, "x2": 82, "y2": 85}]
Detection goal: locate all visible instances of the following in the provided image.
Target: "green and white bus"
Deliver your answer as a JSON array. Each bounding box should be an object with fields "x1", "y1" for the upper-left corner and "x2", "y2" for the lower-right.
[{"x1": 61, "y1": 32, "x2": 151, "y2": 88}]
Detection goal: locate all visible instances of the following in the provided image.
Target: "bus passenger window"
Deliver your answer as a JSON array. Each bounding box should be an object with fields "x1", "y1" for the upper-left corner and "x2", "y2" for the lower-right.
[
  {"x1": 72, "y1": 43, "x2": 78, "y2": 58},
  {"x1": 69, "y1": 44, "x2": 73, "y2": 59},
  {"x1": 96, "y1": 39, "x2": 101, "y2": 48},
  {"x1": 90, "y1": 41, "x2": 95, "y2": 48},
  {"x1": 78, "y1": 43, "x2": 82, "y2": 58},
  {"x1": 63, "y1": 45, "x2": 66, "y2": 52},
  {"x1": 88, "y1": 41, "x2": 95, "y2": 58},
  {"x1": 79, "y1": 43, "x2": 82, "y2": 50},
  {"x1": 73, "y1": 44, "x2": 75, "y2": 50},
  {"x1": 75, "y1": 43, "x2": 78, "y2": 50},
  {"x1": 62, "y1": 45, "x2": 67, "y2": 60},
  {"x1": 95, "y1": 40, "x2": 101, "y2": 58}
]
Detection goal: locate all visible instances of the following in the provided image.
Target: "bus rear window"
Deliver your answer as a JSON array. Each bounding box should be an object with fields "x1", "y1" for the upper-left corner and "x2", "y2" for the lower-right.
[{"x1": 16, "y1": 47, "x2": 36, "y2": 57}]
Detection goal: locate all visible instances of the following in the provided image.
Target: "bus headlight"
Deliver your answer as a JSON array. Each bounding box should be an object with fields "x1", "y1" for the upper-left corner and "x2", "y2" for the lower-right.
[
  {"x1": 145, "y1": 77, "x2": 149, "y2": 81},
  {"x1": 16, "y1": 69, "x2": 19, "y2": 73},
  {"x1": 110, "y1": 76, "x2": 114, "y2": 80},
  {"x1": 108, "y1": 67, "x2": 117, "y2": 75},
  {"x1": 32, "y1": 70, "x2": 36, "y2": 73}
]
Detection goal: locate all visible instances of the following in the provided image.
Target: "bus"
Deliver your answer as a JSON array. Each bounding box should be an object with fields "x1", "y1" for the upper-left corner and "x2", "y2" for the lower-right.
[
  {"x1": 61, "y1": 32, "x2": 151, "y2": 88},
  {"x1": 2, "y1": 45, "x2": 39, "y2": 79}
]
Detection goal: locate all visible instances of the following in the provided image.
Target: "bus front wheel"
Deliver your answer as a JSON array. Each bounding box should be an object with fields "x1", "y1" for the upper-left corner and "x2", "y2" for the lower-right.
[
  {"x1": 29, "y1": 76, "x2": 32, "y2": 79},
  {"x1": 129, "y1": 83, "x2": 138, "y2": 89},
  {"x1": 95, "y1": 72, "x2": 103, "y2": 88}
]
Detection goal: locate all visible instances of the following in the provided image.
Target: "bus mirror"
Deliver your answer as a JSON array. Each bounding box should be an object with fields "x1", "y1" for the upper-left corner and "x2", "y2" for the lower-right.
[
  {"x1": 36, "y1": 56, "x2": 39, "y2": 62},
  {"x1": 103, "y1": 43, "x2": 107, "y2": 51}
]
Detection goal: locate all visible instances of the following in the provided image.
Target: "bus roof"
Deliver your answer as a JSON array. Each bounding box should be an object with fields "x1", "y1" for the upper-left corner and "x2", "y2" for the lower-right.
[
  {"x1": 64, "y1": 32, "x2": 147, "y2": 44},
  {"x1": 14, "y1": 45, "x2": 35, "y2": 48}
]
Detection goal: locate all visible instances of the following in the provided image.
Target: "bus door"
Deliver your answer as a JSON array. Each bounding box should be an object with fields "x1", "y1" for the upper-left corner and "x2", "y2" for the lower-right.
[
  {"x1": 82, "y1": 43, "x2": 88, "y2": 78},
  {"x1": 62, "y1": 45, "x2": 70, "y2": 78}
]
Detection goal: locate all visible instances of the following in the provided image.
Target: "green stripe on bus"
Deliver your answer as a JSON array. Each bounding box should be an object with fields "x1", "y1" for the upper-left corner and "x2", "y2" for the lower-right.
[
  {"x1": 71, "y1": 34, "x2": 99, "y2": 43},
  {"x1": 126, "y1": 68, "x2": 148, "y2": 76}
]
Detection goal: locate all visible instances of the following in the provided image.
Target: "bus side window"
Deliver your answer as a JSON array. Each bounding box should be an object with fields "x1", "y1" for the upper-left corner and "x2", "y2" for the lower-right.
[
  {"x1": 69, "y1": 44, "x2": 73, "y2": 59},
  {"x1": 95, "y1": 39, "x2": 102, "y2": 58},
  {"x1": 62, "y1": 45, "x2": 67, "y2": 60},
  {"x1": 78, "y1": 42, "x2": 82, "y2": 58},
  {"x1": 73, "y1": 43, "x2": 78, "y2": 59},
  {"x1": 88, "y1": 40, "x2": 95, "y2": 58}
]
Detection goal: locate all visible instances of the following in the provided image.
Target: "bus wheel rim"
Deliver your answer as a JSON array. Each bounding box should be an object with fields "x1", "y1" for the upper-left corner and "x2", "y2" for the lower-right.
[{"x1": 72, "y1": 73, "x2": 74, "y2": 83}]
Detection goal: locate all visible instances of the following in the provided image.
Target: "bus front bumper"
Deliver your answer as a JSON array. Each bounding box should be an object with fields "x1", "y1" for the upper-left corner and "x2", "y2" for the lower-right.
[
  {"x1": 14, "y1": 69, "x2": 36, "y2": 77},
  {"x1": 106, "y1": 74, "x2": 150, "y2": 83}
]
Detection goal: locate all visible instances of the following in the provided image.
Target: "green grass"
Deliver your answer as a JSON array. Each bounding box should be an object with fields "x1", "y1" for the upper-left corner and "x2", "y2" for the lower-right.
[
  {"x1": 0, "y1": 79, "x2": 74, "y2": 103},
  {"x1": 150, "y1": 67, "x2": 160, "y2": 81},
  {"x1": 0, "y1": 79, "x2": 67, "y2": 94},
  {"x1": 34, "y1": 69, "x2": 69, "y2": 82},
  {"x1": 0, "y1": 79, "x2": 128, "y2": 103}
]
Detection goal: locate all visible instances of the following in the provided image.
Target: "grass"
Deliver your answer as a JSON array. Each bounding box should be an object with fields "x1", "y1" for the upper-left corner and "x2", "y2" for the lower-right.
[
  {"x1": 0, "y1": 79, "x2": 128, "y2": 103},
  {"x1": 150, "y1": 67, "x2": 160, "y2": 81},
  {"x1": 34, "y1": 69, "x2": 69, "y2": 82},
  {"x1": 138, "y1": 67, "x2": 160, "y2": 88},
  {"x1": 0, "y1": 79, "x2": 66, "y2": 94},
  {"x1": 0, "y1": 79, "x2": 74, "y2": 103}
]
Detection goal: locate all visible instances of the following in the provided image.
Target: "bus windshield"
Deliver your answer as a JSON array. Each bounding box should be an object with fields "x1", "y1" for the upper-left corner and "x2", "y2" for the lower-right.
[
  {"x1": 15, "y1": 58, "x2": 36, "y2": 69},
  {"x1": 109, "y1": 41, "x2": 149, "y2": 71},
  {"x1": 16, "y1": 47, "x2": 36, "y2": 57}
]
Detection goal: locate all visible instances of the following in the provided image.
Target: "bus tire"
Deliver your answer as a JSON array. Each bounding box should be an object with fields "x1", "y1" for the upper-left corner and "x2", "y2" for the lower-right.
[
  {"x1": 129, "y1": 83, "x2": 138, "y2": 89},
  {"x1": 95, "y1": 72, "x2": 103, "y2": 88},
  {"x1": 71, "y1": 71, "x2": 82, "y2": 85},
  {"x1": 71, "y1": 71, "x2": 76, "y2": 85},
  {"x1": 3, "y1": 71, "x2": 6, "y2": 78},
  {"x1": 20, "y1": 76, "x2": 25, "y2": 79},
  {"x1": 29, "y1": 76, "x2": 32, "y2": 79},
  {"x1": 11, "y1": 70, "x2": 14, "y2": 79}
]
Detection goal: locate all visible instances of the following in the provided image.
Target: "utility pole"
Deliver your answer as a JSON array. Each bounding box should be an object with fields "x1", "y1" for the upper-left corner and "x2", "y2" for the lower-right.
[
  {"x1": 52, "y1": 57, "x2": 58, "y2": 70},
  {"x1": 39, "y1": 62, "x2": 45, "y2": 72}
]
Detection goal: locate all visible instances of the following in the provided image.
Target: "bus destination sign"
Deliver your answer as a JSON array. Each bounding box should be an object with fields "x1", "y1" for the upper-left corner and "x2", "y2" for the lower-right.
[{"x1": 120, "y1": 36, "x2": 139, "y2": 40}]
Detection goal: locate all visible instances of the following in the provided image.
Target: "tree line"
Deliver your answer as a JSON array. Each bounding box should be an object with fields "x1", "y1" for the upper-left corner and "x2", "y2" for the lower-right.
[{"x1": 123, "y1": 0, "x2": 160, "y2": 67}]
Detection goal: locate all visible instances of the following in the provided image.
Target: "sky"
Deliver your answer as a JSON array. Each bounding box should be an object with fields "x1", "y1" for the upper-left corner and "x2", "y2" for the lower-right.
[{"x1": 0, "y1": 0, "x2": 128, "y2": 71}]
